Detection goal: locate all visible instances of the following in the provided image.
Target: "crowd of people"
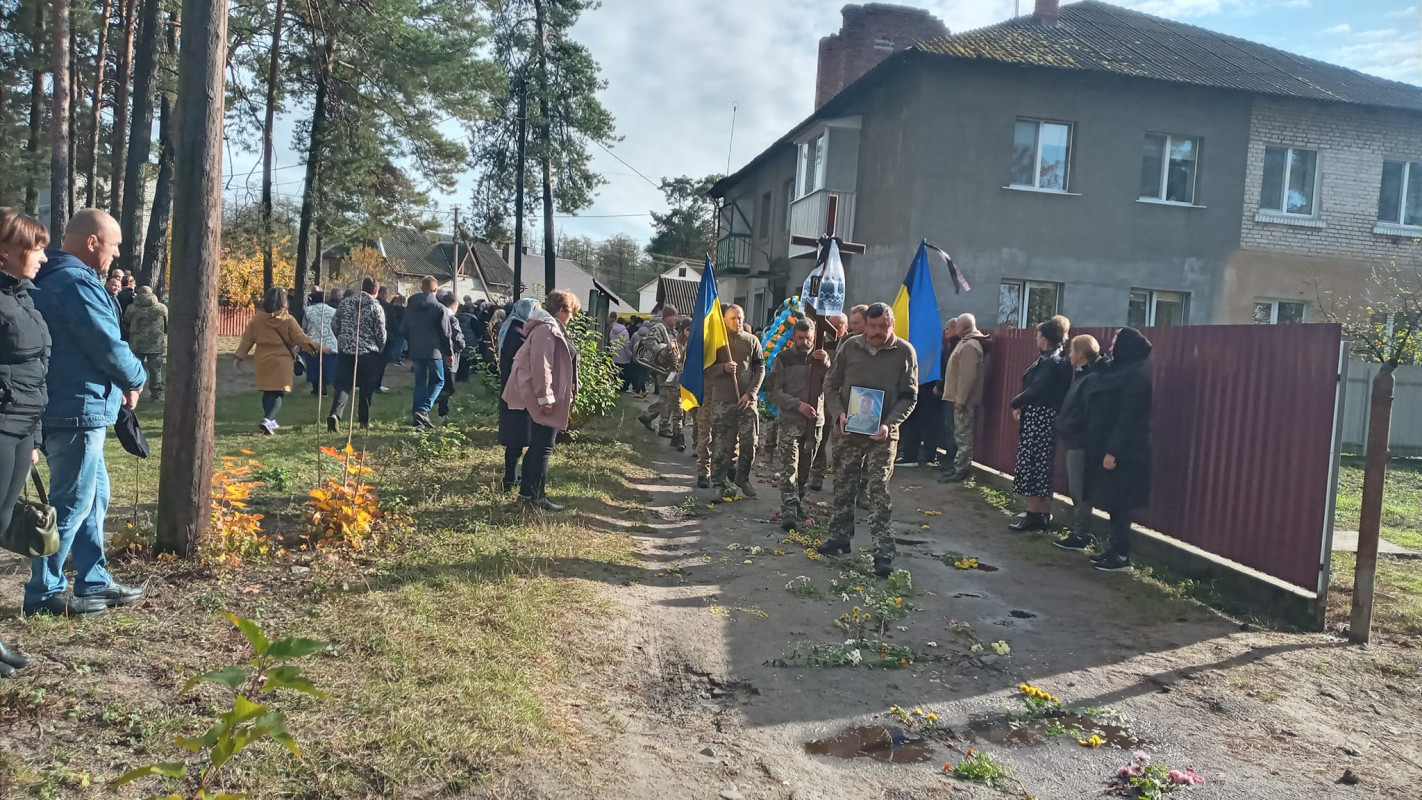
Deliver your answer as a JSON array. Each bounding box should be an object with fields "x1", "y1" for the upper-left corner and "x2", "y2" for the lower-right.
[{"x1": 621, "y1": 298, "x2": 1154, "y2": 579}]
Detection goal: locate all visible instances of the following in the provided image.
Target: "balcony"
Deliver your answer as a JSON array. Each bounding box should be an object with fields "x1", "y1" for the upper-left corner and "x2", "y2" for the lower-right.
[
  {"x1": 789, "y1": 189, "x2": 856, "y2": 258},
  {"x1": 716, "y1": 233, "x2": 752, "y2": 274}
]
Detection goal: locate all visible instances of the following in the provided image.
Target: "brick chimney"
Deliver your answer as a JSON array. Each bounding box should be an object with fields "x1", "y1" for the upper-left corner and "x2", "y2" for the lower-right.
[
  {"x1": 814, "y1": 4, "x2": 949, "y2": 110},
  {"x1": 1034, "y1": 0, "x2": 1060, "y2": 22}
]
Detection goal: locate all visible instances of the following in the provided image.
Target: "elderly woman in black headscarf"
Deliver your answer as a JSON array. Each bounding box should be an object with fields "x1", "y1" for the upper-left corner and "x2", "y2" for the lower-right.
[{"x1": 1086, "y1": 326, "x2": 1153, "y2": 573}]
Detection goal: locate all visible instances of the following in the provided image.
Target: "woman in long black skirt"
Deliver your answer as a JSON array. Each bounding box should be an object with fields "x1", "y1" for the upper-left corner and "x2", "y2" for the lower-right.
[
  {"x1": 1008, "y1": 317, "x2": 1073, "y2": 531},
  {"x1": 497, "y1": 298, "x2": 540, "y2": 492}
]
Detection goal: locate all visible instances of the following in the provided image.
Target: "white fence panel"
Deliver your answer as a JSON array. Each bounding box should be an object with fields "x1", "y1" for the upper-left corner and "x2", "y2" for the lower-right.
[{"x1": 1341, "y1": 360, "x2": 1422, "y2": 456}]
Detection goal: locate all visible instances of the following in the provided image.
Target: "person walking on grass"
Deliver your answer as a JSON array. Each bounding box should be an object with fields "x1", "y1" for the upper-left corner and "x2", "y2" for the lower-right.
[
  {"x1": 1007, "y1": 316, "x2": 1073, "y2": 531},
  {"x1": 235, "y1": 287, "x2": 330, "y2": 435},
  {"x1": 502, "y1": 290, "x2": 580, "y2": 511},
  {"x1": 637, "y1": 305, "x2": 680, "y2": 434},
  {"x1": 0, "y1": 208, "x2": 49, "y2": 669},
  {"x1": 940, "y1": 313, "x2": 988, "y2": 484},
  {"x1": 497, "y1": 298, "x2": 540, "y2": 493},
  {"x1": 1054, "y1": 334, "x2": 1102, "y2": 551},
  {"x1": 384, "y1": 293, "x2": 406, "y2": 366},
  {"x1": 26, "y1": 209, "x2": 147, "y2": 617},
  {"x1": 436, "y1": 292, "x2": 466, "y2": 421},
  {"x1": 401, "y1": 276, "x2": 453, "y2": 429},
  {"x1": 819, "y1": 302, "x2": 918, "y2": 577},
  {"x1": 123, "y1": 285, "x2": 167, "y2": 401},
  {"x1": 765, "y1": 319, "x2": 829, "y2": 531},
  {"x1": 327, "y1": 277, "x2": 386, "y2": 432},
  {"x1": 302, "y1": 289, "x2": 339, "y2": 396},
  {"x1": 1086, "y1": 327, "x2": 1154, "y2": 573}
]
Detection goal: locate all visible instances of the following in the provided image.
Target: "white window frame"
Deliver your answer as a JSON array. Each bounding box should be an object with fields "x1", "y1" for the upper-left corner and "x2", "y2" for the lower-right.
[
  {"x1": 1259, "y1": 145, "x2": 1320, "y2": 217},
  {"x1": 1377, "y1": 159, "x2": 1422, "y2": 231},
  {"x1": 1141, "y1": 133, "x2": 1201, "y2": 205},
  {"x1": 1010, "y1": 119, "x2": 1073, "y2": 193},
  {"x1": 1129, "y1": 289, "x2": 1190, "y2": 327},
  {"x1": 1252, "y1": 299, "x2": 1307, "y2": 325},
  {"x1": 999, "y1": 279, "x2": 1061, "y2": 328}
]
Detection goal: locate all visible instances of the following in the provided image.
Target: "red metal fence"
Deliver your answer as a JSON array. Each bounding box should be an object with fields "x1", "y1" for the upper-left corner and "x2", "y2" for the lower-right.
[
  {"x1": 975, "y1": 323, "x2": 1344, "y2": 593},
  {"x1": 217, "y1": 307, "x2": 256, "y2": 336}
]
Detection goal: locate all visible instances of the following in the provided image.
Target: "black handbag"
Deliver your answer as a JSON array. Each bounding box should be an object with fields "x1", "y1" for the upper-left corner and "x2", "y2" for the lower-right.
[{"x1": 2, "y1": 470, "x2": 60, "y2": 558}]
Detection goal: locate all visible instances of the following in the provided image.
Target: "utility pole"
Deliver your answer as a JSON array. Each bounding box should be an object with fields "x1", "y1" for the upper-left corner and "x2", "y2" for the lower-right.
[
  {"x1": 451, "y1": 205, "x2": 461, "y2": 300},
  {"x1": 535, "y1": 0, "x2": 556, "y2": 292},
  {"x1": 513, "y1": 75, "x2": 526, "y2": 301},
  {"x1": 156, "y1": 0, "x2": 226, "y2": 558},
  {"x1": 49, "y1": 0, "x2": 71, "y2": 235}
]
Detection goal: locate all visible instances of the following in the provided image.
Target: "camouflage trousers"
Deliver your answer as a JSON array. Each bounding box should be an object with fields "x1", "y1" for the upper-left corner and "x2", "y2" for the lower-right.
[
  {"x1": 695, "y1": 403, "x2": 714, "y2": 477},
  {"x1": 828, "y1": 430, "x2": 898, "y2": 561},
  {"x1": 137, "y1": 352, "x2": 164, "y2": 395},
  {"x1": 709, "y1": 399, "x2": 758, "y2": 484},
  {"x1": 777, "y1": 421, "x2": 821, "y2": 520},
  {"x1": 953, "y1": 405, "x2": 977, "y2": 475},
  {"x1": 653, "y1": 377, "x2": 684, "y2": 435}
]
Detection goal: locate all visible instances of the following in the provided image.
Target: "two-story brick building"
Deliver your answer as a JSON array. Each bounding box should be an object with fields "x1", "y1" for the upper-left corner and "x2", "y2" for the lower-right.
[{"x1": 710, "y1": 0, "x2": 1422, "y2": 329}]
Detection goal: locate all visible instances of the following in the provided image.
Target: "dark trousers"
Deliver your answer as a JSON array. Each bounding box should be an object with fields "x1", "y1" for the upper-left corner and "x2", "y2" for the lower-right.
[
  {"x1": 518, "y1": 422, "x2": 558, "y2": 500},
  {"x1": 262, "y1": 391, "x2": 285, "y2": 421},
  {"x1": 940, "y1": 400, "x2": 958, "y2": 471},
  {"x1": 503, "y1": 446, "x2": 524, "y2": 488},
  {"x1": 329, "y1": 354, "x2": 379, "y2": 428},
  {"x1": 1108, "y1": 509, "x2": 1133, "y2": 557},
  {"x1": 0, "y1": 430, "x2": 36, "y2": 533}
]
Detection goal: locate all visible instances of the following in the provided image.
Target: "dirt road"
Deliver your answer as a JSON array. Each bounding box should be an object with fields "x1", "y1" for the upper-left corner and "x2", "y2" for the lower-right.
[{"x1": 495, "y1": 413, "x2": 1422, "y2": 799}]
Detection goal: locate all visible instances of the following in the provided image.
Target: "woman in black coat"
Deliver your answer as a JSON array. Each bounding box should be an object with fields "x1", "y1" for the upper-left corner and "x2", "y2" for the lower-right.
[
  {"x1": 1052, "y1": 334, "x2": 1102, "y2": 551},
  {"x1": 1085, "y1": 326, "x2": 1153, "y2": 572},
  {"x1": 1007, "y1": 316, "x2": 1073, "y2": 531},
  {"x1": 0, "y1": 208, "x2": 50, "y2": 677},
  {"x1": 497, "y1": 298, "x2": 540, "y2": 492}
]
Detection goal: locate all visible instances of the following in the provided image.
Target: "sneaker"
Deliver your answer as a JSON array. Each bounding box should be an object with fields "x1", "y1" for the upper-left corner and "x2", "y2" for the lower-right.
[
  {"x1": 327, "y1": 415, "x2": 339, "y2": 433},
  {"x1": 378, "y1": 386, "x2": 391, "y2": 394},
  {"x1": 1094, "y1": 553, "x2": 1133, "y2": 572},
  {"x1": 258, "y1": 419, "x2": 275, "y2": 436},
  {"x1": 696, "y1": 476, "x2": 711, "y2": 489},
  {"x1": 1089, "y1": 549, "x2": 1114, "y2": 563},
  {"x1": 1009, "y1": 512, "x2": 1050, "y2": 532},
  {"x1": 1053, "y1": 533, "x2": 1093, "y2": 551},
  {"x1": 412, "y1": 412, "x2": 434, "y2": 429}
]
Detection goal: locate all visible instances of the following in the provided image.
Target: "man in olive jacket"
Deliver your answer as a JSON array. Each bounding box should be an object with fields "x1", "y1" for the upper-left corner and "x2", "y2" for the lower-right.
[
  {"x1": 705, "y1": 304, "x2": 764, "y2": 498},
  {"x1": 941, "y1": 313, "x2": 989, "y2": 482},
  {"x1": 764, "y1": 319, "x2": 830, "y2": 528},
  {"x1": 821, "y1": 302, "x2": 918, "y2": 576}
]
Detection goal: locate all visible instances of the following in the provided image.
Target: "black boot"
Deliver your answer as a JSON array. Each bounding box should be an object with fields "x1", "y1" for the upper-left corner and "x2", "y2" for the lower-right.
[
  {"x1": 0, "y1": 640, "x2": 29, "y2": 670},
  {"x1": 1008, "y1": 512, "x2": 1050, "y2": 532}
]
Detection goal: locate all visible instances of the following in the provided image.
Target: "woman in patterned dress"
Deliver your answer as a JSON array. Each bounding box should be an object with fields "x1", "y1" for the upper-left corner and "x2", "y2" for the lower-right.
[{"x1": 1008, "y1": 316, "x2": 1073, "y2": 531}]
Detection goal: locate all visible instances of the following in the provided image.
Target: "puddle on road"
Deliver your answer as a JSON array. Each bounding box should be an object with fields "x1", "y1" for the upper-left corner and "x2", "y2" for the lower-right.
[
  {"x1": 804, "y1": 725, "x2": 934, "y2": 763},
  {"x1": 965, "y1": 714, "x2": 1146, "y2": 749}
]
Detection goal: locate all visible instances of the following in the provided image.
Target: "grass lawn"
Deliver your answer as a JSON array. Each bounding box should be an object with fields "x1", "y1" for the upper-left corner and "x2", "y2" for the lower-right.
[
  {"x1": 0, "y1": 366, "x2": 648, "y2": 799},
  {"x1": 1330, "y1": 455, "x2": 1422, "y2": 642}
]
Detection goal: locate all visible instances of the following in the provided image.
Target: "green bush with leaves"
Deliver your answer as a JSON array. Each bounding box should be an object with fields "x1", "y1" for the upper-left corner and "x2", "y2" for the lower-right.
[
  {"x1": 109, "y1": 612, "x2": 327, "y2": 800},
  {"x1": 567, "y1": 312, "x2": 622, "y2": 426}
]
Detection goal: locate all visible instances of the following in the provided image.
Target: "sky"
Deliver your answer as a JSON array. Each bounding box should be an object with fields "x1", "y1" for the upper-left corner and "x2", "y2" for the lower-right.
[{"x1": 221, "y1": 0, "x2": 1422, "y2": 248}]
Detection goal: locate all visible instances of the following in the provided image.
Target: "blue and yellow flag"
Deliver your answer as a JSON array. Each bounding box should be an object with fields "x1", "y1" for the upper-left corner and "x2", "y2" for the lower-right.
[
  {"x1": 891, "y1": 240, "x2": 944, "y2": 384},
  {"x1": 681, "y1": 256, "x2": 728, "y2": 412}
]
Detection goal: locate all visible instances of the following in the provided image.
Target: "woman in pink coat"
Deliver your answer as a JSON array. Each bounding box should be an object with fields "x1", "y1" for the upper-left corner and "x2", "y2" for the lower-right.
[{"x1": 502, "y1": 289, "x2": 581, "y2": 511}]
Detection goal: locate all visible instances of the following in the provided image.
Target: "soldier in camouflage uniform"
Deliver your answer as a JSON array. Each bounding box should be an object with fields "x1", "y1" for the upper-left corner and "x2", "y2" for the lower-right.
[
  {"x1": 706, "y1": 304, "x2": 764, "y2": 498},
  {"x1": 807, "y1": 312, "x2": 848, "y2": 492},
  {"x1": 764, "y1": 320, "x2": 829, "y2": 529},
  {"x1": 656, "y1": 318, "x2": 691, "y2": 450},
  {"x1": 637, "y1": 305, "x2": 680, "y2": 434},
  {"x1": 820, "y1": 302, "x2": 918, "y2": 577},
  {"x1": 123, "y1": 285, "x2": 168, "y2": 399}
]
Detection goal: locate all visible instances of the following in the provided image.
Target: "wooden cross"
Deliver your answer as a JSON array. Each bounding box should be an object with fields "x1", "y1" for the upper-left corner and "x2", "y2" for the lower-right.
[{"x1": 790, "y1": 194, "x2": 866, "y2": 409}]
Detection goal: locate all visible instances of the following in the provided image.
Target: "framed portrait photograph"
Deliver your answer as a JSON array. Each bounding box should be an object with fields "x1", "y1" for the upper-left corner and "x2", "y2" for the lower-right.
[{"x1": 844, "y1": 386, "x2": 885, "y2": 435}]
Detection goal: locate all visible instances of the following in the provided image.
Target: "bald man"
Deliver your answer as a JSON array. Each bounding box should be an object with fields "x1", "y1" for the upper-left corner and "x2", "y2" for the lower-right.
[{"x1": 25, "y1": 209, "x2": 147, "y2": 617}]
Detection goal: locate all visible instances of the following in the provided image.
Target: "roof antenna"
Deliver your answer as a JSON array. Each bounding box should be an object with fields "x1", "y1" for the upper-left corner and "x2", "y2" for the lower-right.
[{"x1": 726, "y1": 101, "x2": 739, "y2": 176}]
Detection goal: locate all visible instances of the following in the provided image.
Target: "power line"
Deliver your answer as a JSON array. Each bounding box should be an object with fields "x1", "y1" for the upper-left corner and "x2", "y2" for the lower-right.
[{"x1": 592, "y1": 140, "x2": 661, "y2": 190}]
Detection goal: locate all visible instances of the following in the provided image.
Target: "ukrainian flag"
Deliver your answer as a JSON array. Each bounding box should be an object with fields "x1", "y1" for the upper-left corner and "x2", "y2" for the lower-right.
[
  {"x1": 681, "y1": 256, "x2": 728, "y2": 411},
  {"x1": 891, "y1": 240, "x2": 943, "y2": 383}
]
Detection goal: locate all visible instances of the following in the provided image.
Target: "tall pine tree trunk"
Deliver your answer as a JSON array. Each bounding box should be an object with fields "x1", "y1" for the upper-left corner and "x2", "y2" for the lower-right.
[
  {"x1": 141, "y1": 91, "x2": 172, "y2": 291},
  {"x1": 67, "y1": 20, "x2": 77, "y2": 216},
  {"x1": 120, "y1": 0, "x2": 160, "y2": 270},
  {"x1": 25, "y1": 0, "x2": 44, "y2": 216},
  {"x1": 50, "y1": 0, "x2": 71, "y2": 234},
  {"x1": 156, "y1": 0, "x2": 226, "y2": 558},
  {"x1": 535, "y1": 0, "x2": 555, "y2": 290},
  {"x1": 293, "y1": 38, "x2": 332, "y2": 319},
  {"x1": 260, "y1": 0, "x2": 286, "y2": 292},
  {"x1": 86, "y1": 0, "x2": 112, "y2": 207},
  {"x1": 108, "y1": 0, "x2": 136, "y2": 217}
]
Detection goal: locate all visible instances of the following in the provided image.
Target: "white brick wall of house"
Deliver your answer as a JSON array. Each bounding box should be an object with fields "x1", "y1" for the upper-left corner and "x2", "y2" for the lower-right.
[{"x1": 1240, "y1": 97, "x2": 1422, "y2": 265}]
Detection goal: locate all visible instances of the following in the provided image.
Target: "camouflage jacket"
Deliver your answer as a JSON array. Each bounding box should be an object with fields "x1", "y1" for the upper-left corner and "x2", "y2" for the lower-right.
[{"x1": 123, "y1": 288, "x2": 168, "y2": 354}]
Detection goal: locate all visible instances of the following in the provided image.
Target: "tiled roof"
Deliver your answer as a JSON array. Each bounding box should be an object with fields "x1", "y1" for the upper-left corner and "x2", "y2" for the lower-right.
[
  {"x1": 655, "y1": 277, "x2": 700, "y2": 317},
  {"x1": 380, "y1": 228, "x2": 454, "y2": 278},
  {"x1": 915, "y1": 1, "x2": 1422, "y2": 113},
  {"x1": 513, "y1": 249, "x2": 630, "y2": 309}
]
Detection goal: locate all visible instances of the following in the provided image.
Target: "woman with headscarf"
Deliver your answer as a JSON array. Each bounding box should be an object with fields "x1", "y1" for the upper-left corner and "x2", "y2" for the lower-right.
[
  {"x1": 1086, "y1": 327, "x2": 1153, "y2": 573},
  {"x1": 1007, "y1": 316, "x2": 1073, "y2": 531},
  {"x1": 1053, "y1": 334, "x2": 1102, "y2": 551},
  {"x1": 497, "y1": 298, "x2": 540, "y2": 493},
  {"x1": 503, "y1": 290, "x2": 580, "y2": 511}
]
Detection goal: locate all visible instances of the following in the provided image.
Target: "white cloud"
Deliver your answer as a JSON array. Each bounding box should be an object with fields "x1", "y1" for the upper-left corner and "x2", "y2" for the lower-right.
[
  {"x1": 1384, "y1": 6, "x2": 1418, "y2": 19},
  {"x1": 1319, "y1": 23, "x2": 1351, "y2": 34}
]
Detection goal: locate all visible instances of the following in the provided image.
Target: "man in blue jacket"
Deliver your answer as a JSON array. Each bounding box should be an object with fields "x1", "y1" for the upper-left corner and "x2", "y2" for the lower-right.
[{"x1": 25, "y1": 209, "x2": 147, "y2": 616}]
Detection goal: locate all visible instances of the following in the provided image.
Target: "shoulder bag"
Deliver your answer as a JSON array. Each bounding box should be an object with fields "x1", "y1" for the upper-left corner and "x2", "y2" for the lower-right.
[{"x1": 2, "y1": 470, "x2": 60, "y2": 558}]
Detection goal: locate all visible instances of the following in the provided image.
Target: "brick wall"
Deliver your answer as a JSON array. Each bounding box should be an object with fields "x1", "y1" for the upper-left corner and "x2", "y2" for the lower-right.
[
  {"x1": 1240, "y1": 96, "x2": 1422, "y2": 264},
  {"x1": 814, "y1": 4, "x2": 947, "y2": 110}
]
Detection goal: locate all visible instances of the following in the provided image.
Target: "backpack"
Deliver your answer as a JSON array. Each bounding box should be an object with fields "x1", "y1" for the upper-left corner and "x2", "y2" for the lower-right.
[{"x1": 634, "y1": 322, "x2": 671, "y2": 375}]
